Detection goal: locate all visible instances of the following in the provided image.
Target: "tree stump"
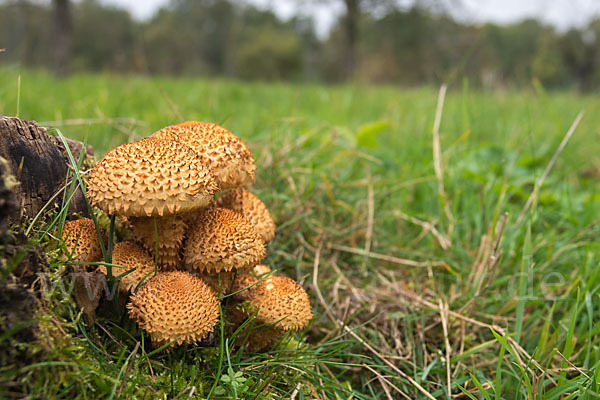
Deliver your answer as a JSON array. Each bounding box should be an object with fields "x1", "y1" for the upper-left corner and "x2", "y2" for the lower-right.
[{"x1": 0, "y1": 116, "x2": 94, "y2": 225}]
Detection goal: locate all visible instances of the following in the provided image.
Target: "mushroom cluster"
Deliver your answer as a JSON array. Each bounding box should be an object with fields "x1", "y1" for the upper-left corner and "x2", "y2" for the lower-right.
[{"x1": 60, "y1": 121, "x2": 312, "y2": 350}]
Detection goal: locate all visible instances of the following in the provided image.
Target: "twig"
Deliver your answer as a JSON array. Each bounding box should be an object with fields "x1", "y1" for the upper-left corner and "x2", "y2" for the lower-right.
[
  {"x1": 515, "y1": 111, "x2": 584, "y2": 226},
  {"x1": 116, "y1": 342, "x2": 140, "y2": 397},
  {"x1": 363, "y1": 363, "x2": 410, "y2": 400},
  {"x1": 95, "y1": 321, "x2": 125, "y2": 349},
  {"x1": 160, "y1": 86, "x2": 184, "y2": 121},
  {"x1": 251, "y1": 373, "x2": 276, "y2": 400},
  {"x1": 439, "y1": 299, "x2": 452, "y2": 396},
  {"x1": 432, "y1": 84, "x2": 454, "y2": 236},
  {"x1": 329, "y1": 243, "x2": 445, "y2": 268},
  {"x1": 394, "y1": 210, "x2": 451, "y2": 250},
  {"x1": 290, "y1": 383, "x2": 302, "y2": 399},
  {"x1": 377, "y1": 377, "x2": 394, "y2": 400},
  {"x1": 554, "y1": 348, "x2": 591, "y2": 380}
]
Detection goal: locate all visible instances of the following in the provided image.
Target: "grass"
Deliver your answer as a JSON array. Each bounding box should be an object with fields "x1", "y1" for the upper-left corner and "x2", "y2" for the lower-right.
[{"x1": 0, "y1": 66, "x2": 599, "y2": 399}]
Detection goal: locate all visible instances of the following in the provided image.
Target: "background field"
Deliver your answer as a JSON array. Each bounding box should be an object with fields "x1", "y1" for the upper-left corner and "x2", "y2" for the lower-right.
[{"x1": 1, "y1": 68, "x2": 599, "y2": 398}]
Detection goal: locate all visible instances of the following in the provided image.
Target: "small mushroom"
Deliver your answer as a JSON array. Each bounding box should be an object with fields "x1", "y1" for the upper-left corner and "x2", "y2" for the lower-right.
[
  {"x1": 59, "y1": 218, "x2": 108, "y2": 322},
  {"x1": 216, "y1": 189, "x2": 276, "y2": 243},
  {"x1": 229, "y1": 273, "x2": 313, "y2": 351},
  {"x1": 60, "y1": 217, "x2": 107, "y2": 263},
  {"x1": 184, "y1": 208, "x2": 265, "y2": 273},
  {"x1": 97, "y1": 241, "x2": 156, "y2": 293},
  {"x1": 153, "y1": 122, "x2": 256, "y2": 190},
  {"x1": 127, "y1": 271, "x2": 219, "y2": 348}
]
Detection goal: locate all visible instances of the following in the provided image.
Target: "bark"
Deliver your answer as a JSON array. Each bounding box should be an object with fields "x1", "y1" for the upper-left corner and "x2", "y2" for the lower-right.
[{"x1": 0, "y1": 116, "x2": 94, "y2": 224}]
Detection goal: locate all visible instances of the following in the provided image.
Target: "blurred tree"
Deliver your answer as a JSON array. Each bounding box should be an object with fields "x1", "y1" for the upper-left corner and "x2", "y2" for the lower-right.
[
  {"x1": 531, "y1": 30, "x2": 569, "y2": 87},
  {"x1": 71, "y1": 0, "x2": 136, "y2": 71},
  {"x1": 0, "y1": 1, "x2": 53, "y2": 67},
  {"x1": 234, "y1": 25, "x2": 302, "y2": 80},
  {"x1": 320, "y1": 0, "x2": 393, "y2": 79},
  {"x1": 167, "y1": 0, "x2": 236, "y2": 75},
  {"x1": 53, "y1": 0, "x2": 72, "y2": 76},
  {"x1": 141, "y1": 9, "x2": 193, "y2": 75},
  {"x1": 483, "y1": 19, "x2": 550, "y2": 84},
  {"x1": 0, "y1": 0, "x2": 593, "y2": 89},
  {"x1": 560, "y1": 26, "x2": 598, "y2": 92}
]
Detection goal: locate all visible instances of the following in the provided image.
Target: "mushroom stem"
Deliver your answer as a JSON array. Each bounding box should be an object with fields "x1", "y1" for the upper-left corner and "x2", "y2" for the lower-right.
[{"x1": 124, "y1": 215, "x2": 187, "y2": 269}]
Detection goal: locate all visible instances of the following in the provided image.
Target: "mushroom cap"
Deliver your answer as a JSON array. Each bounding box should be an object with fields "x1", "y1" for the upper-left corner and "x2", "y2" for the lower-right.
[
  {"x1": 86, "y1": 138, "x2": 219, "y2": 217},
  {"x1": 123, "y1": 215, "x2": 187, "y2": 269},
  {"x1": 252, "y1": 264, "x2": 272, "y2": 276},
  {"x1": 60, "y1": 218, "x2": 107, "y2": 262},
  {"x1": 230, "y1": 273, "x2": 259, "y2": 300},
  {"x1": 127, "y1": 271, "x2": 219, "y2": 347},
  {"x1": 199, "y1": 271, "x2": 234, "y2": 297},
  {"x1": 215, "y1": 189, "x2": 276, "y2": 243},
  {"x1": 236, "y1": 275, "x2": 312, "y2": 332},
  {"x1": 184, "y1": 208, "x2": 265, "y2": 273},
  {"x1": 97, "y1": 241, "x2": 156, "y2": 293},
  {"x1": 153, "y1": 122, "x2": 256, "y2": 190}
]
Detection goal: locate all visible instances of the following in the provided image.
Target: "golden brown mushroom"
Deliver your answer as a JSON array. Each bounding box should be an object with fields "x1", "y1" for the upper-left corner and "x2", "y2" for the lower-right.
[
  {"x1": 184, "y1": 208, "x2": 265, "y2": 273},
  {"x1": 228, "y1": 273, "x2": 313, "y2": 351},
  {"x1": 127, "y1": 271, "x2": 219, "y2": 348},
  {"x1": 60, "y1": 217, "x2": 107, "y2": 263},
  {"x1": 97, "y1": 241, "x2": 156, "y2": 293},
  {"x1": 153, "y1": 122, "x2": 256, "y2": 190},
  {"x1": 60, "y1": 218, "x2": 108, "y2": 322},
  {"x1": 216, "y1": 189, "x2": 276, "y2": 243},
  {"x1": 86, "y1": 138, "x2": 218, "y2": 217}
]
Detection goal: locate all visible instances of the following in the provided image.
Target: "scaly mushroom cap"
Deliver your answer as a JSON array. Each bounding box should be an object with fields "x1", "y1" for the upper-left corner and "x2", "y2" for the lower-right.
[
  {"x1": 215, "y1": 189, "x2": 276, "y2": 243},
  {"x1": 153, "y1": 122, "x2": 256, "y2": 190},
  {"x1": 97, "y1": 241, "x2": 156, "y2": 293},
  {"x1": 127, "y1": 271, "x2": 219, "y2": 348},
  {"x1": 60, "y1": 218, "x2": 107, "y2": 262},
  {"x1": 86, "y1": 138, "x2": 218, "y2": 217},
  {"x1": 123, "y1": 215, "x2": 186, "y2": 269},
  {"x1": 234, "y1": 275, "x2": 312, "y2": 332},
  {"x1": 184, "y1": 208, "x2": 265, "y2": 273}
]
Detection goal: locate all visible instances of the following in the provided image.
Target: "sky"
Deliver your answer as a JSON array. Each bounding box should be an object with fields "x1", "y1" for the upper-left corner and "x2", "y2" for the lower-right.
[{"x1": 101, "y1": 0, "x2": 600, "y2": 38}]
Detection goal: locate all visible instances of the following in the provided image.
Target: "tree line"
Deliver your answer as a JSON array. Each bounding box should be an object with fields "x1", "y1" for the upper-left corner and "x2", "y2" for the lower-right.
[{"x1": 1, "y1": 0, "x2": 598, "y2": 91}]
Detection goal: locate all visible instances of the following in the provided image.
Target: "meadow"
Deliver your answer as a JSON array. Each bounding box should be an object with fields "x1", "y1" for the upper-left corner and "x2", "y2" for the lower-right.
[{"x1": 0, "y1": 67, "x2": 599, "y2": 399}]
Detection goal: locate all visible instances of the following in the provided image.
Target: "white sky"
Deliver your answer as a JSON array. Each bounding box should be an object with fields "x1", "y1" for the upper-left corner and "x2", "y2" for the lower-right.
[{"x1": 101, "y1": 0, "x2": 600, "y2": 38}]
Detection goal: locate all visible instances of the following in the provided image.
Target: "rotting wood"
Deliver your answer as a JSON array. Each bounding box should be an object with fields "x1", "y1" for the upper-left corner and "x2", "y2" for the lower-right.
[{"x1": 0, "y1": 116, "x2": 94, "y2": 223}]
